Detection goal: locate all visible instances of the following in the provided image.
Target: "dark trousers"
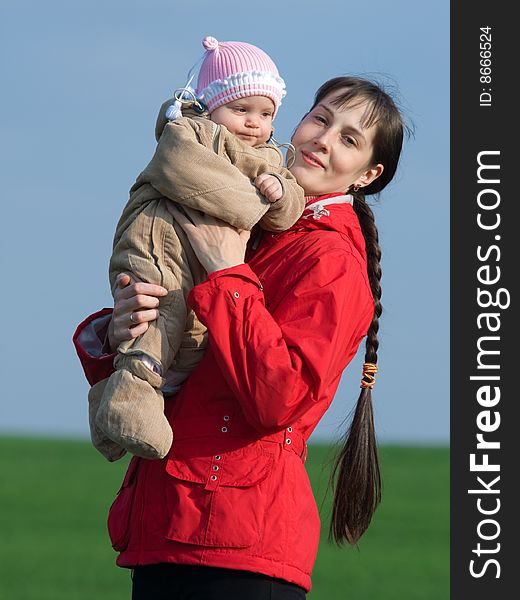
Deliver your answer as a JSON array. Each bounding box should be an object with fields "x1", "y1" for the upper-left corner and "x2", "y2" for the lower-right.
[{"x1": 131, "y1": 563, "x2": 307, "y2": 600}]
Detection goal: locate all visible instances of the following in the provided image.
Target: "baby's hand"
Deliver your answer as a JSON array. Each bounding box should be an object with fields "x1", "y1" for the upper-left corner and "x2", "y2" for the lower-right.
[{"x1": 254, "y1": 173, "x2": 283, "y2": 203}]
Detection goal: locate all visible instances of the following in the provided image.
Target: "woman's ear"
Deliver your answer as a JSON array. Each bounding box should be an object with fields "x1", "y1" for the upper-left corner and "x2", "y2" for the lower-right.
[{"x1": 356, "y1": 163, "x2": 384, "y2": 188}]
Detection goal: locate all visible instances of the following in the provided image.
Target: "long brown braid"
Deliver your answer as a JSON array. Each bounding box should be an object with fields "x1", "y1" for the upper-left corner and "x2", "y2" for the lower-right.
[
  {"x1": 329, "y1": 191, "x2": 383, "y2": 545},
  {"x1": 307, "y1": 77, "x2": 407, "y2": 545}
]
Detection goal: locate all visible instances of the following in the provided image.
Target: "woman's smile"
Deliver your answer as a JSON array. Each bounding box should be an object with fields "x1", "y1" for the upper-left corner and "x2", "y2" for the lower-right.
[{"x1": 301, "y1": 151, "x2": 325, "y2": 169}]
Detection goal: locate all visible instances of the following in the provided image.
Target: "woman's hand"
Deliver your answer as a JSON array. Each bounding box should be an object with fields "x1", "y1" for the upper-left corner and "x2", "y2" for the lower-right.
[
  {"x1": 167, "y1": 204, "x2": 250, "y2": 274},
  {"x1": 107, "y1": 273, "x2": 168, "y2": 351}
]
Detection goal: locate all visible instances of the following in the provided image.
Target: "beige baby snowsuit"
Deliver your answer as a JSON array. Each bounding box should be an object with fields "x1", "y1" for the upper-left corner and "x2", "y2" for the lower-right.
[{"x1": 90, "y1": 106, "x2": 305, "y2": 461}]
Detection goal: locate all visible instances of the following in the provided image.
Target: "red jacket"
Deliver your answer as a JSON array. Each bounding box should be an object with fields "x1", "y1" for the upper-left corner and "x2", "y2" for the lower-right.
[{"x1": 74, "y1": 194, "x2": 374, "y2": 592}]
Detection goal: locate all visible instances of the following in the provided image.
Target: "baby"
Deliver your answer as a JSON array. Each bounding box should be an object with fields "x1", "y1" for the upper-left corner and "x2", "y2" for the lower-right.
[{"x1": 89, "y1": 36, "x2": 305, "y2": 461}]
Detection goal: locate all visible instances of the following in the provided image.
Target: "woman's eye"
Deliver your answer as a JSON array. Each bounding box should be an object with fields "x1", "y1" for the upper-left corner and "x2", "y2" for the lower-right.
[
  {"x1": 342, "y1": 136, "x2": 356, "y2": 146},
  {"x1": 314, "y1": 115, "x2": 327, "y2": 124}
]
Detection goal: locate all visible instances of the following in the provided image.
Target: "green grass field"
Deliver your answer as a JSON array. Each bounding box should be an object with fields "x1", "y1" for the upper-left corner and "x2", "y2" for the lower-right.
[{"x1": 0, "y1": 437, "x2": 448, "y2": 600}]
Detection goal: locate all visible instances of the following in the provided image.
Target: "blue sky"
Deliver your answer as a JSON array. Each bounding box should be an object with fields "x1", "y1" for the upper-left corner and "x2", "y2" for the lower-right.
[{"x1": 0, "y1": 0, "x2": 449, "y2": 443}]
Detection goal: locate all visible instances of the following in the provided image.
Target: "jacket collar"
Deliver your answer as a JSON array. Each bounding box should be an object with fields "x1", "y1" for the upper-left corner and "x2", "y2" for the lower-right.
[
  {"x1": 303, "y1": 194, "x2": 353, "y2": 220},
  {"x1": 293, "y1": 193, "x2": 367, "y2": 260},
  {"x1": 251, "y1": 193, "x2": 367, "y2": 262}
]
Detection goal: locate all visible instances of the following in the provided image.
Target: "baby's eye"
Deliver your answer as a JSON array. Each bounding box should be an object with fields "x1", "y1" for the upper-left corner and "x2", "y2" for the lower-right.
[{"x1": 233, "y1": 107, "x2": 246, "y2": 113}]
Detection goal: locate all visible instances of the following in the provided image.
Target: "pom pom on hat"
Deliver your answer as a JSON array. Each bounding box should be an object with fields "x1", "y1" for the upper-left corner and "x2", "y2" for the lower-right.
[
  {"x1": 195, "y1": 36, "x2": 286, "y2": 116},
  {"x1": 202, "y1": 36, "x2": 219, "y2": 51}
]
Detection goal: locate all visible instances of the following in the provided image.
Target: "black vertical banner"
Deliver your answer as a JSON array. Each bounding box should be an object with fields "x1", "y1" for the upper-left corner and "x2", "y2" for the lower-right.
[{"x1": 451, "y1": 2, "x2": 517, "y2": 598}]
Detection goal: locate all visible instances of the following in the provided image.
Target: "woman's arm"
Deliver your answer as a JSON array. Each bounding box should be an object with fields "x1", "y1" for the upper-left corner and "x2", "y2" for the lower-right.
[
  {"x1": 107, "y1": 274, "x2": 167, "y2": 352},
  {"x1": 189, "y1": 256, "x2": 372, "y2": 432},
  {"x1": 72, "y1": 275, "x2": 167, "y2": 385},
  {"x1": 166, "y1": 205, "x2": 250, "y2": 274},
  {"x1": 170, "y1": 207, "x2": 373, "y2": 433},
  {"x1": 72, "y1": 308, "x2": 117, "y2": 386}
]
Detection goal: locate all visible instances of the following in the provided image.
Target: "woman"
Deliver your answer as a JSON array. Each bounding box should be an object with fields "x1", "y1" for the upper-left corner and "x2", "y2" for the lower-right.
[{"x1": 74, "y1": 76, "x2": 406, "y2": 599}]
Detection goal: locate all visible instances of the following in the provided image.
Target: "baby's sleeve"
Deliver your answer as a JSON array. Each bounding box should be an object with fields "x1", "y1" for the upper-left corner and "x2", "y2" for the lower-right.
[
  {"x1": 141, "y1": 117, "x2": 271, "y2": 230},
  {"x1": 215, "y1": 133, "x2": 305, "y2": 232},
  {"x1": 257, "y1": 168, "x2": 306, "y2": 232}
]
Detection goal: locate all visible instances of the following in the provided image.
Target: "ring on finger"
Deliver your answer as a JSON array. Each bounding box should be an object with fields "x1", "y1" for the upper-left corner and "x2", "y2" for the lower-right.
[{"x1": 130, "y1": 312, "x2": 136, "y2": 324}]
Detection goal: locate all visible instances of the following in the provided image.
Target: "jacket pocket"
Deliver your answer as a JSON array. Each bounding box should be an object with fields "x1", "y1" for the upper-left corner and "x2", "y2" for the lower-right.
[
  {"x1": 107, "y1": 457, "x2": 140, "y2": 551},
  {"x1": 165, "y1": 444, "x2": 273, "y2": 548}
]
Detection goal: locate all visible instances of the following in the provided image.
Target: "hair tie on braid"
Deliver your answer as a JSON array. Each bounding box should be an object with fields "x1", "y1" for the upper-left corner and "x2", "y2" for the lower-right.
[{"x1": 361, "y1": 362, "x2": 378, "y2": 389}]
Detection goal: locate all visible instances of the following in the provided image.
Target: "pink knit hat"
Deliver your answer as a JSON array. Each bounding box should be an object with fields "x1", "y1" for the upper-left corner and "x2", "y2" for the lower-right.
[{"x1": 195, "y1": 36, "x2": 286, "y2": 116}]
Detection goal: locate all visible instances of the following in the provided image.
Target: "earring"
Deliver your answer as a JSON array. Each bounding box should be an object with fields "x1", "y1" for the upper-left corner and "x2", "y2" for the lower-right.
[{"x1": 353, "y1": 184, "x2": 360, "y2": 193}]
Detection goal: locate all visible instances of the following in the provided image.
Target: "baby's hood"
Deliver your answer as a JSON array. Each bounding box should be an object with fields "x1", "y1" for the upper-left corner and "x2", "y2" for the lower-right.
[
  {"x1": 154, "y1": 98, "x2": 209, "y2": 141},
  {"x1": 154, "y1": 98, "x2": 173, "y2": 141}
]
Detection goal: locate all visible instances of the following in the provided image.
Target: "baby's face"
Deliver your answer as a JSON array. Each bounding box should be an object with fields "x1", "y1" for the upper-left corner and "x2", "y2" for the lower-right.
[{"x1": 210, "y1": 96, "x2": 275, "y2": 147}]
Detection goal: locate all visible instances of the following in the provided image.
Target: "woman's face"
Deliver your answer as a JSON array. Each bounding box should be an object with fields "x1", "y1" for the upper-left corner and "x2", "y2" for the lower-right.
[{"x1": 290, "y1": 91, "x2": 384, "y2": 196}]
